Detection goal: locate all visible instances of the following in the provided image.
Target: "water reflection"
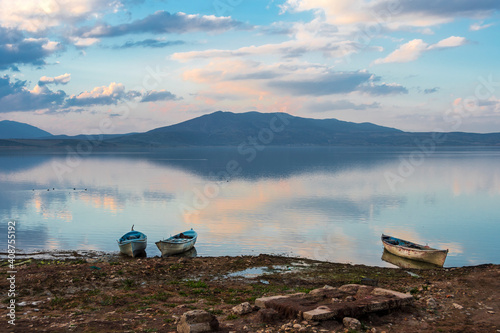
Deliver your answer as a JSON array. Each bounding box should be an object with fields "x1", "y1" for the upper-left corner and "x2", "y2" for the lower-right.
[
  {"x1": 381, "y1": 250, "x2": 440, "y2": 269},
  {"x1": 0, "y1": 147, "x2": 499, "y2": 266}
]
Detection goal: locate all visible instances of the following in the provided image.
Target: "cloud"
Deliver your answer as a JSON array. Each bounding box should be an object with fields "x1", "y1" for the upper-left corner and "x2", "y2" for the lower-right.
[
  {"x1": 115, "y1": 39, "x2": 185, "y2": 49},
  {"x1": 282, "y1": 0, "x2": 500, "y2": 28},
  {"x1": 269, "y1": 71, "x2": 372, "y2": 96},
  {"x1": 359, "y1": 82, "x2": 408, "y2": 95},
  {"x1": 373, "y1": 36, "x2": 468, "y2": 64},
  {"x1": 172, "y1": 39, "x2": 374, "y2": 61},
  {"x1": 0, "y1": 27, "x2": 63, "y2": 69},
  {"x1": 269, "y1": 70, "x2": 407, "y2": 96},
  {"x1": 0, "y1": 75, "x2": 25, "y2": 99},
  {"x1": 78, "y1": 11, "x2": 247, "y2": 38},
  {"x1": 38, "y1": 73, "x2": 71, "y2": 86},
  {"x1": 311, "y1": 100, "x2": 381, "y2": 112},
  {"x1": 141, "y1": 90, "x2": 180, "y2": 102},
  {"x1": 424, "y1": 87, "x2": 439, "y2": 94},
  {"x1": 428, "y1": 36, "x2": 468, "y2": 49},
  {"x1": 0, "y1": 0, "x2": 123, "y2": 32},
  {"x1": 65, "y1": 82, "x2": 139, "y2": 107},
  {"x1": 0, "y1": 76, "x2": 182, "y2": 111},
  {"x1": 70, "y1": 37, "x2": 100, "y2": 48},
  {"x1": 470, "y1": 21, "x2": 494, "y2": 31},
  {"x1": 181, "y1": 59, "x2": 408, "y2": 103},
  {"x1": 0, "y1": 75, "x2": 66, "y2": 112}
]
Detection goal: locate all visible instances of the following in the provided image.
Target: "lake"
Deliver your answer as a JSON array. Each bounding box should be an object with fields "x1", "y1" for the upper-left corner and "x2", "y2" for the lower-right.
[{"x1": 1, "y1": 146, "x2": 499, "y2": 267}]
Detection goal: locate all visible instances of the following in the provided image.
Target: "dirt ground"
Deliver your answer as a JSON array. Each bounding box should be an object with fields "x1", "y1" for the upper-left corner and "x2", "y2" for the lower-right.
[{"x1": 1, "y1": 254, "x2": 499, "y2": 333}]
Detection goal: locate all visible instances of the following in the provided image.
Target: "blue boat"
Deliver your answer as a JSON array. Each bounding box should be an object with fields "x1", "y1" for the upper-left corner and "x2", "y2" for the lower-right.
[{"x1": 118, "y1": 225, "x2": 147, "y2": 257}]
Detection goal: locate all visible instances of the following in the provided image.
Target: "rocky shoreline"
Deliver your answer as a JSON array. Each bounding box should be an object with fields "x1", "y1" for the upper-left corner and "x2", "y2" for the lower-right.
[{"x1": 1, "y1": 254, "x2": 499, "y2": 332}]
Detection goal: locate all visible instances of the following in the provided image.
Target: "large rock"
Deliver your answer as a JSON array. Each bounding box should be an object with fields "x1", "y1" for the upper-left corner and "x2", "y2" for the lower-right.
[
  {"x1": 232, "y1": 302, "x2": 253, "y2": 315},
  {"x1": 343, "y1": 317, "x2": 362, "y2": 330},
  {"x1": 177, "y1": 310, "x2": 219, "y2": 333},
  {"x1": 257, "y1": 308, "x2": 280, "y2": 323}
]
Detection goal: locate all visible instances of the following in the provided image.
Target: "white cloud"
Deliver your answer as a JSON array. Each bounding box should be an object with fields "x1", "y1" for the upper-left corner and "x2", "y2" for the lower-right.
[
  {"x1": 0, "y1": 0, "x2": 122, "y2": 32},
  {"x1": 39, "y1": 73, "x2": 71, "y2": 86},
  {"x1": 428, "y1": 36, "x2": 467, "y2": 49},
  {"x1": 373, "y1": 36, "x2": 467, "y2": 64},
  {"x1": 469, "y1": 21, "x2": 494, "y2": 31},
  {"x1": 70, "y1": 37, "x2": 100, "y2": 47},
  {"x1": 374, "y1": 39, "x2": 428, "y2": 64},
  {"x1": 65, "y1": 82, "x2": 139, "y2": 106}
]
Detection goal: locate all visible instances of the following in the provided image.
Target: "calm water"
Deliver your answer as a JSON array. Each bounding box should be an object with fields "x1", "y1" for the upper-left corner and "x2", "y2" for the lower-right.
[{"x1": 1, "y1": 147, "x2": 499, "y2": 267}]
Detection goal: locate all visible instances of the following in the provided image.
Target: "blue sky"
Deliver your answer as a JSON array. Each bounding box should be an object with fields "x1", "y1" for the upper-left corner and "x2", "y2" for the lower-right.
[{"x1": 0, "y1": 0, "x2": 499, "y2": 135}]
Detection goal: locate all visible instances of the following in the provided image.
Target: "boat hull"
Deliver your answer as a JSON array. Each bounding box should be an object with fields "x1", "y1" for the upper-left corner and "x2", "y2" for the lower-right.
[
  {"x1": 381, "y1": 234, "x2": 448, "y2": 267},
  {"x1": 118, "y1": 240, "x2": 147, "y2": 257},
  {"x1": 156, "y1": 230, "x2": 197, "y2": 256}
]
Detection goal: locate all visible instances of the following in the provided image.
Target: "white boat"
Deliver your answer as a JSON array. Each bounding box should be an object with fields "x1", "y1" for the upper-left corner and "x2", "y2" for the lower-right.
[
  {"x1": 117, "y1": 225, "x2": 147, "y2": 257},
  {"x1": 156, "y1": 229, "x2": 197, "y2": 257},
  {"x1": 381, "y1": 234, "x2": 448, "y2": 267}
]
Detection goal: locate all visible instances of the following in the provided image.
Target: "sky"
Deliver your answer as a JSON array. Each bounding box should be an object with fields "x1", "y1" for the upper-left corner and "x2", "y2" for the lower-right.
[{"x1": 0, "y1": 0, "x2": 500, "y2": 135}]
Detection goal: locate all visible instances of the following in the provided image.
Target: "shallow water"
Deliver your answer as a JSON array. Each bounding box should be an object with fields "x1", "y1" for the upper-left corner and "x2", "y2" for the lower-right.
[{"x1": 1, "y1": 146, "x2": 499, "y2": 267}]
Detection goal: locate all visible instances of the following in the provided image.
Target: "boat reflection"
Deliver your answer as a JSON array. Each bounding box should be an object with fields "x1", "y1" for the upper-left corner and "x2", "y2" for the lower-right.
[
  {"x1": 381, "y1": 249, "x2": 440, "y2": 269},
  {"x1": 169, "y1": 247, "x2": 197, "y2": 258}
]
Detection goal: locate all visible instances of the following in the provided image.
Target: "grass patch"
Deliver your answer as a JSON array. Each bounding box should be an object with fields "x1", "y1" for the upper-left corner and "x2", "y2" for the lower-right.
[
  {"x1": 184, "y1": 280, "x2": 208, "y2": 289},
  {"x1": 207, "y1": 308, "x2": 223, "y2": 315},
  {"x1": 226, "y1": 314, "x2": 239, "y2": 320},
  {"x1": 50, "y1": 296, "x2": 66, "y2": 307},
  {"x1": 145, "y1": 291, "x2": 170, "y2": 302},
  {"x1": 169, "y1": 263, "x2": 184, "y2": 271},
  {"x1": 122, "y1": 279, "x2": 136, "y2": 290},
  {"x1": 86, "y1": 289, "x2": 101, "y2": 296}
]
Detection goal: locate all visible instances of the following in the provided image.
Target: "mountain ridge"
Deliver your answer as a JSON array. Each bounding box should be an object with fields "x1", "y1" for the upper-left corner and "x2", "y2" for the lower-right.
[
  {"x1": 1, "y1": 111, "x2": 500, "y2": 148},
  {"x1": 0, "y1": 120, "x2": 53, "y2": 139}
]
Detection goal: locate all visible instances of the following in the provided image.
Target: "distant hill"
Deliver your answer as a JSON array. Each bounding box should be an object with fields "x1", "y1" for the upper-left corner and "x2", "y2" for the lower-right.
[
  {"x1": 110, "y1": 111, "x2": 404, "y2": 146},
  {"x1": 1, "y1": 111, "x2": 499, "y2": 149},
  {"x1": 0, "y1": 120, "x2": 52, "y2": 139}
]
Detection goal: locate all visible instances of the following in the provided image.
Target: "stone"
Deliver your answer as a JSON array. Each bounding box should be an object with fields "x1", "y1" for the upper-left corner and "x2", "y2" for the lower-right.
[
  {"x1": 426, "y1": 297, "x2": 438, "y2": 309},
  {"x1": 343, "y1": 317, "x2": 361, "y2": 331},
  {"x1": 257, "y1": 308, "x2": 280, "y2": 323},
  {"x1": 452, "y1": 303, "x2": 464, "y2": 310},
  {"x1": 232, "y1": 302, "x2": 254, "y2": 315},
  {"x1": 177, "y1": 310, "x2": 219, "y2": 333}
]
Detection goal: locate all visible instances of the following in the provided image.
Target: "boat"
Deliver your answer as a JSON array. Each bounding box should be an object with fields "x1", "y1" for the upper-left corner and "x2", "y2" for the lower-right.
[
  {"x1": 381, "y1": 234, "x2": 448, "y2": 267},
  {"x1": 117, "y1": 225, "x2": 147, "y2": 257},
  {"x1": 381, "y1": 249, "x2": 441, "y2": 269},
  {"x1": 156, "y1": 229, "x2": 197, "y2": 256}
]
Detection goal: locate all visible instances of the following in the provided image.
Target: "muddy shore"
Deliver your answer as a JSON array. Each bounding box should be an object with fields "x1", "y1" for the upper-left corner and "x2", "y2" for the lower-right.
[{"x1": 1, "y1": 253, "x2": 499, "y2": 332}]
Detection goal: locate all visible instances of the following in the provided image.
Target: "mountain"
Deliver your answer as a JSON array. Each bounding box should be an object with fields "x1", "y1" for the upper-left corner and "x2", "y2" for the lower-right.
[
  {"x1": 111, "y1": 111, "x2": 404, "y2": 146},
  {"x1": 1, "y1": 111, "x2": 499, "y2": 149},
  {"x1": 0, "y1": 120, "x2": 53, "y2": 139}
]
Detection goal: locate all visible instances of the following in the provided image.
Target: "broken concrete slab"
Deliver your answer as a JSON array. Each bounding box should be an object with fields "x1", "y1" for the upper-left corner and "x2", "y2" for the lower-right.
[
  {"x1": 255, "y1": 284, "x2": 413, "y2": 322},
  {"x1": 255, "y1": 293, "x2": 306, "y2": 309}
]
